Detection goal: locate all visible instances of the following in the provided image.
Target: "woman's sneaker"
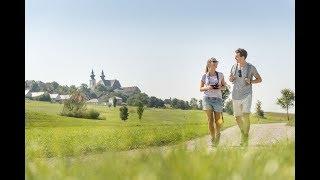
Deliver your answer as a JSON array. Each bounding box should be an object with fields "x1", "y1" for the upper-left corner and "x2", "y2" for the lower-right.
[{"x1": 215, "y1": 133, "x2": 221, "y2": 145}]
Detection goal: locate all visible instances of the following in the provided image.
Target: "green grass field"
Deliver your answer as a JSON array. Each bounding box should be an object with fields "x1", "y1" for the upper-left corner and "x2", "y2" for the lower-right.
[
  {"x1": 26, "y1": 101, "x2": 289, "y2": 159},
  {"x1": 26, "y1": 100, "x2": 294, "y2": 179}
]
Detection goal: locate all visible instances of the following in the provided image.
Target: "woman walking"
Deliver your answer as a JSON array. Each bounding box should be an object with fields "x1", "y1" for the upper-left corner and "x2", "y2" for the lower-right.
[{"x1": 200, "y1": 57, "x2": 227, "y2": 146}]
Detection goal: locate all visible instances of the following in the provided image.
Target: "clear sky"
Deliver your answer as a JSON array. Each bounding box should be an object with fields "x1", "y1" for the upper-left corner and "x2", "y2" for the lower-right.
[{"x1": 26, "y1": 0, "x2": 295, "y2": 113}]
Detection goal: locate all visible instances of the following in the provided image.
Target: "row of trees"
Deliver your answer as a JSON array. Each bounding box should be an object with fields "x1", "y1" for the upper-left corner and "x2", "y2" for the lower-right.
[{"x1": 25, "y1": 80, "x2": 78, "y2": 95}]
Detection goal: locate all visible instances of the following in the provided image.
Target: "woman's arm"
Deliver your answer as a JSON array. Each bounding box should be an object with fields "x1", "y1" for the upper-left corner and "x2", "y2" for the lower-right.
[{"x1": 200, "y1": 81, "x2": 212, "y2": 92}]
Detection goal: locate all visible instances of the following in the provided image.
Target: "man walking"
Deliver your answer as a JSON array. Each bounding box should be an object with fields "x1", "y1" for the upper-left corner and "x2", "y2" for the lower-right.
[{"x1": 229, "y1": 48, "x2": 262, "y2": 146}]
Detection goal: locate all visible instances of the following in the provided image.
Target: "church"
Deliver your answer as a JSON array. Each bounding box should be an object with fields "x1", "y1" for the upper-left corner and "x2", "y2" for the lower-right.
[{"x1": 89, "y1": 70, "x2": 141, "y2": 95}]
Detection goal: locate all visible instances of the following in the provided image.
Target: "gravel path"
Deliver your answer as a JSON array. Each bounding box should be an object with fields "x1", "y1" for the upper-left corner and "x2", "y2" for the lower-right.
[{"x1": 185, "y1": 122, "x2": 295, "y2": 151}]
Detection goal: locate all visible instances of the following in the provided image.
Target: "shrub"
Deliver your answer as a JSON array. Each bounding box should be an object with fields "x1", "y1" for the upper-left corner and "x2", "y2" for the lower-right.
[
  {"x1": 60, "y1": 91, "x2": 87, "y2": 118},
  {"x1": 224, "y1": 99, "x2": 233, "y2": 115},
  {"x1": 137, "y1": 102, "x2": 144, "y2": 120},
  {"x1": 255, "y1": 100, "x2": 264, "y2": 118},
  {"x1": 35, "y1": 93, "x2": 51, "y2": 102},
  {"x1": 119, "y1": 105, "x2": 129, "y2": 121},
  {"x1": 84, "y1": 109, "x2": 100, "y2": 119}
]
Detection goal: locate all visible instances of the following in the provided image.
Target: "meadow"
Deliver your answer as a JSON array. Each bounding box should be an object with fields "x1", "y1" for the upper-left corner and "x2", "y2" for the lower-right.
[
  {"x1": 26, "y1": 100, "x2": 289, "y2": 159},
  {"x1": 25, "y1": 100, "x2": 294, "y2": 179}
]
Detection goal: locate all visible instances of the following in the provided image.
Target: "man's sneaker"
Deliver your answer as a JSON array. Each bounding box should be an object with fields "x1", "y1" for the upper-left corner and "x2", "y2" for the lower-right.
[
  {"x1": 240, "y1": 133, "x2": 249, "y2": 147},
  {"x1": 211, "y1": 137, "x2": 217, "y2": 147}
]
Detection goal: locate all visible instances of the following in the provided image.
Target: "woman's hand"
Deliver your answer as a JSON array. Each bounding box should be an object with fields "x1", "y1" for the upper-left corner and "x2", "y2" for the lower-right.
[{"x1": 206, "y1": 85, "x2": 214, "y2": 91}]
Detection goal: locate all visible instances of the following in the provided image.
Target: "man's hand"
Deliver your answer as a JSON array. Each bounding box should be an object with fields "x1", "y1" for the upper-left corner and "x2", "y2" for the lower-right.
[
  {"x1": 244, "y1": 78, "x2": 250, "y2": 84},
  {"x1": 219, "y1": 84, "x2": 226, "y2": 90},
  {"x1": 229, "y1": 74, "x2": 236, "y2": 82}
]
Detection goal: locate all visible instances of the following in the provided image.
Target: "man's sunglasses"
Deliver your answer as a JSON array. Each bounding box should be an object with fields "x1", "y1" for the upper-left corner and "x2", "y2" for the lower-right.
[{"x1": 238, "y1": 70, "x2": 242, "y2": 77}]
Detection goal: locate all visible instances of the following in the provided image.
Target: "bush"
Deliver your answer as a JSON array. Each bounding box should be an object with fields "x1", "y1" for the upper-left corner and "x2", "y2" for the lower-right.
[
  {"x1": 224, "y1": 99, "x2": 233, "y2": 115},
  {"x1": 60, "y1": 91, "x2": 87, "y2": 118},
  {"x1": 255, "y1": 100, "x2": 264, "y2": 118},
  {"x1": 137, "y1": 102, "x2": 144, "y2": 120},
  {"x1": 34, "y1": 93, "x2": 51, "y2": 102},
  {"x1": 84, "y1": 109, "x2": 100, "y2": 119},
  {"x1": 119, "y1": 105, "x2": 129, "y2": 121}
]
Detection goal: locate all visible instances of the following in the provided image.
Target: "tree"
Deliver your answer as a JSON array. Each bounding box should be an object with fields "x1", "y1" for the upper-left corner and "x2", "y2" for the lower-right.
[
  {"x1": 222, "y1": 85, "x2": 231, "y2": 106},
  {"x1": 61, "y1": 90, "x2": 87, "y2": 118},
  {"x1": 119, "y1": 105, "x2": 129, "y2": 121},
  {"x1": 255, "y1": 100, "x2": 264, "y2": 118},
  {"x1": 35, "y1": 93, "x2": 51, "y2": 102},
  {"x1": 164, "y1": 98, "x2": 172, "y2": 105},
  {"x1": 113, "y1": 97, "x2": 117, "y2": 107},
  {"x1": 224, "y1": 99, "x2": 233, "y2": 115},
  {"x1": 58, "y1": 85, "x2": 69, "y2": 94},
  {"x1": 80, "y1": 83, "x2": 89, "y2": 93},
  {"x1": 198, "y1": 100, "x2": 203, "y2": 110},
  {"x1": 126, "y1": 93, "x2": 149, "y2": 106},
  {"x1": 276, "y1": 89, "x2": 295, "y2": 121},
  {"x1": 148, "y1": 96, "x2": 165, "y2": 108},
  {"x1": 69, "y1": 85, "x2": 78, "y2": 94},
  {"x1": 137, "y1": 102, "x2": 144, "y2": 120},
  {"x1": 170, "y1": 98, "x2": 190, "y2": 110},
  {"x1": 52, "y1": 81, "x2": 59, "y2": 90},
  {"x1": 190, "y1": 98, "x2": 198, "y2": 109},
  {"x1": 30, "y1": 82, "x2": 40, "y2": 92}
]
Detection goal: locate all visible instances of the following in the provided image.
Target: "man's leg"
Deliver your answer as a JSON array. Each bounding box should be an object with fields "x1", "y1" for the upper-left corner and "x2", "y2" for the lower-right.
[
  {"x1": 242, "y1": 113, "x2": 250, "y2": 135},
  {"x1": 242, "y1": 95, "x2": 252, "y2": 145},
  {"x1": 233, "y1": 100, "x2": 244, "y2": 133}
]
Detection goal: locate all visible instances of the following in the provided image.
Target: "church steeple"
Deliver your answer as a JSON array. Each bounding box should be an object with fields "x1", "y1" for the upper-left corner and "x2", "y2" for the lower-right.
[
  {"x1": 90, "y1": 70, "x2": 95, "y2": 79},
  {"x1": 89, "y1": 70, "x2": 96, "y2": 90},
  {"x1": 100, "y1": 70, "x2": 105, "y2": 79}
]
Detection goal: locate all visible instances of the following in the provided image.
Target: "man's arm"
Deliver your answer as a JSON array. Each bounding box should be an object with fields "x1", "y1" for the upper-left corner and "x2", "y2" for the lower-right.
[{"x1": 250, "y1": 68, "x2": 262, "y2": 84}]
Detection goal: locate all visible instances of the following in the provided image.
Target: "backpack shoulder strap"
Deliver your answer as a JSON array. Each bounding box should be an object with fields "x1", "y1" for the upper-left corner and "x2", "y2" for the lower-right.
[
  {"x1": 216, "y1": 71, "x2": 219, "y2": 82},
  {"x1": 246, "y1": 63, "x2": 252, "y2": 78},
  {"x1": 231, "y1": 64, "x2": 238, "y2": 76}
]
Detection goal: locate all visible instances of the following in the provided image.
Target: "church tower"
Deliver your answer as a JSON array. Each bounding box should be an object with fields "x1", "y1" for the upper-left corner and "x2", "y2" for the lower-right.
[
  {"x1": 100, "y1": 70, "x2": 106, "y2": 80},
  {"x1": 89, "y1": 70, "x2": 96, "y2": 90}
]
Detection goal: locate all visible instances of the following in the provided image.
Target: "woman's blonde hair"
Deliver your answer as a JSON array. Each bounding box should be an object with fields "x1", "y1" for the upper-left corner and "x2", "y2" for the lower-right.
[{"x1": 205, "y1": 57, "x2": 218, "y2": 73}]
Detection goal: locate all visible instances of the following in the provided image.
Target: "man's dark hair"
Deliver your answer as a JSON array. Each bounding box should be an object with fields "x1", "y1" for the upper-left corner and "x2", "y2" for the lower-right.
[{"x1": 235, "y1": 48, "x2": 248, "y2": 59}]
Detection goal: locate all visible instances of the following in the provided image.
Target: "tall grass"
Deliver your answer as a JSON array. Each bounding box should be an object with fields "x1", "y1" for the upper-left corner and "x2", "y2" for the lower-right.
[{"x1": 26, "y1": 141, "x2": 294, "y2": 180}]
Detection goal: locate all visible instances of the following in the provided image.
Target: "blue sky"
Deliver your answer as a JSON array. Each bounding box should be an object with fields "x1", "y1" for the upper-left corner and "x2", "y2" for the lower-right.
[{"x1": 26, "y1": 0, "x2": 295, "y2": 113}]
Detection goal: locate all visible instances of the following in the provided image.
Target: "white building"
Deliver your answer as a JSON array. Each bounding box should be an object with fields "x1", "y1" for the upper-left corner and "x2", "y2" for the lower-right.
[
  {"x1": 31, "y1": 92, "x2": 45, "y2": 98},
  {"x1": 87, "y1": 98, "x2": 99, "y2": 104},
  {"x1": 25, "y1": 89, "x2": 32, "y2": 98},
  {"x1": 49, "y1": 94, "x2": 60, "y2": 101},
  {"x1": 109, "y1": 96, "x2": 123, "y2": 106},
  {"x1": 57, "y1": 95, "x2": 70, "y2": 101}
]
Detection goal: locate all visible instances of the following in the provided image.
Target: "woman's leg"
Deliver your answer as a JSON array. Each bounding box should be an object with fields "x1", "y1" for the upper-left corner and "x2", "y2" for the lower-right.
[
  {"x1": 205, "y1": 109, "x2": 215, "y2": 139},
  {"x1": 213, "y1": 111, "x2": 221, "y2": 136}
]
